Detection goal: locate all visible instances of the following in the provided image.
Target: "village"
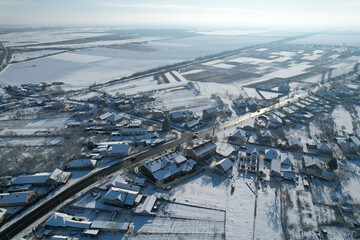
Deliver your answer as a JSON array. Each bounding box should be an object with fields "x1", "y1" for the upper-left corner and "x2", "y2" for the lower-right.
[{"x1": 0, "y1": 30, "x2": 360, "y2": 239}]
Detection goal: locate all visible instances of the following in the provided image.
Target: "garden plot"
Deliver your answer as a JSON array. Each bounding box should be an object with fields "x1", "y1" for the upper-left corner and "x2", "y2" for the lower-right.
[
  {"x1": 332, "y1": 105, "x2": 353, "y2": 134},
  {"x1": 282, "y1": 184, "x2": 318, "y2": 239},
  {"x1": 0, "y1": 137, "x2": 62, "y2": 146},
  {"x1": 243, "y1": 87, "x2": 262, "y2": 99},
  {"x1": 320, "y1": 226, "x2": 356, "y2": 240},
  {"x1": 10, "y1": 50, "x2": 67, "y2": 62},
  {"x1": 253, "y1": 183, "x2": 283, "y2": 240},
  {"x1": 158, "y1": 201, "x2": 225, "y2": 221},
  {"x1": 124, "y1": 233, "x2": 223, "y2": 240},
  {"x1": 340, "y1": 171, "x2": 360, "y2": 204},
  {"x1": 238, "y1": 62, "x2": 313, "y2": 87},
  {"x1": 202, "y1": 59, "x2": 224, "y2": 66},
  {"x1": 193, "y1": 81, "x2": 247, "y2": 98},
  {"x1": 310, "y1": 179, "x2": 349, "y2": 205},
  {"x1": 49, "y1": 51, "x2": 111, "y2": 63},
  {"x1": 181, "y1": 69, "x2": 205, "y2": 75},
  {"x1": 168, "y1": 171, "x2": 230, "y2": 210},
  {"x1": 132, "y1": 215, "x2": 224, "y2": 235},
  {"x1": 150, "y1": 88, "x2": 214, "y2": 113},
  {"x1": 259, "y1": 90, "x2": 283, "y2": 99},
  {"x1": 313, "y1": 204, "x2": 340, "y2": 225},
  {"x1": 212, "y1": 63, "x2": 236, "y2": 69},
  {"x1": 226, "y1": 172, "x2": 257, "y2": 240}
]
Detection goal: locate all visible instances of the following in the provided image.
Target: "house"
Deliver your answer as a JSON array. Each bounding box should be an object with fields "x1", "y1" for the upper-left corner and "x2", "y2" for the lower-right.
[
  {"x1": 235, "y1": 99, "x2": 248, "y2": 110},
  {"x1": 202, "y1": 107, "x2": 218, "y2": 120},
  {"x1": 45, "y1": 212, "x2": 92, "y2": 229},
  {"x1": 107, "y1": 144, "x2": 131, "y2": 157},
  {"x1": 170, "y1": 111, "x2": 186, "y2": 122},
  {"x1": 245, "y1": 147, "x2": 259, "y2": 160},
  {"x1": 187, "y1": 141, "x2": 217, "y2": 161},
  {"x1": 260, "y1": 130, "x2": 272, "y2": 142},
  {"x1": 103, "y1": 187, "x2": 139, "y2": 207},
  {"x1": 303, "y1": 156, "x2": 323, "y2": 176},
  {"x1": 248, "y1": 99, "x2": 258, "y2": 112},
  {"x1": 68, "y1": 159, "x2": 97, "y2": 169},
  {"x1": 128, "y1": 120, "x2": 142, "y2": 128},
  {"x1": 11, "y1": 169, "x2": 70, "y2": 186},
  {"x1": 264, "y1": 149, "x2": 280, "y2": 161},
  {"x1": 0, "y1": 191, "x2": 34, "y2": 207},
  {"x1": 228, "y1": 129, "x2": 247, "y2": 143},
  {"x1": 106, "y1": 175, "x2": 141, "y2": 192},
  {"x1": 281, "y1": 153, "x2": 295, "y2": 167},
  {"x1": 133, "y1": 177, "x2": 146, "y2": 187},
  {"x1": 99, "y1": 112, "x2": 113, "y2": 121},
  {"x1": 287, "y1": 138, "x2": 303, "y2": 151},
  {"x1": 270, "y1": 160, "x2": 281, "y2": 178},
  {"x1": 143, "y1": 152, "x2": 197, "y2": 182},
  {"x1": 214, "y1": 158, "x2": 234, "y2": 173},
  {"x1": 120, "y1": 128, "x2": 147, "y2": 136},
  {"x1": 216, "y1": 143, "x2": 236, "y2": 157},
  {"x1": 317, "y1": 142, "x2": 332, "y2": 154},
  {"x1": 140, "y1": 195, "x2": 157, "y2": 215},
  {"x1": 184, "y1": 119, "x2": 199, "y2": 130}
]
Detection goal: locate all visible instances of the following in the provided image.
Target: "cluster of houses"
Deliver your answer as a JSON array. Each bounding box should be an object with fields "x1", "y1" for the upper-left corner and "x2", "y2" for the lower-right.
[{"x1": 0, "y1": 169, "x2": 71, "y2": 222}]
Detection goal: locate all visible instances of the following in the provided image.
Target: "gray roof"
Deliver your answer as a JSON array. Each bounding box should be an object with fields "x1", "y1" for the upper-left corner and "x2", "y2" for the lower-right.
[
  {"x1": 69, "y1": 159, "x2": 97, "y2": 169},
  {"x1": 215, "y1": 158, "x2": 233, "y2": 172}
]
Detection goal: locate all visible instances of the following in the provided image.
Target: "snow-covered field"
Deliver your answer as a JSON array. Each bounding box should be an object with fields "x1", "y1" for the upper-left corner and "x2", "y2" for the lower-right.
[
  {"x1": 169, "y1": 171, "x2": 230, "y2": 210},
  {"x1": 332, "y1": 105, "x2": 353, "y2": 134},
  {"x1": 226, "y1": 172, "x2": 256, "y2": 240},
  {"x1": 253, "y1": 182, "x2": 283, "y2": 240}
]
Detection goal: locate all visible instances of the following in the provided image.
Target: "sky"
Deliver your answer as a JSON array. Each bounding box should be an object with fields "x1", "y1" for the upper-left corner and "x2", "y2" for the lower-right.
[{"x1": 0, "y1": 0, "x2": 360, "y2": 29}]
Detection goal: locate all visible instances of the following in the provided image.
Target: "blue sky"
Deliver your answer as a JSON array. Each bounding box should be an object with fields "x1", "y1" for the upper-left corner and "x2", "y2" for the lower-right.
[{"x1": 0, "y1": 0, "x2": 359, "y2": 29}]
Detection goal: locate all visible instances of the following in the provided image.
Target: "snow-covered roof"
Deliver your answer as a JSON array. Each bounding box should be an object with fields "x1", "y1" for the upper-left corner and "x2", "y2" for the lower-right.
[
  {"x1": 69, "y1": 159, "x2": 97, "y2": 169},
  {"x1": 170, "y1": 111, "x2": 184, "y2": 119},
  {"x1": 151, "y1": 159, "x2": 196, "y2": 182},
  {"x1": 261, "y1": 130, "x2": 272, "y2": 138},
  {"x1": 265, "y1": 149, "x2": 280, "y2": 160},
  {"x1": 107, "y1": 114, "x2": 122, "y2": 122},
  {"x1": 215, "y1": 158, "x2": 233, "y2": 172},
  {"x1": 190, "y1": 141, "x2": 217, "y2": 157},
  {"x1": 281, "y1": 153, "x2": 294, "y2": 166},
  {"x1": 0, "y1": 192, "x2": 33, "y2": 206},
  {"x1": 108, "y1": 144, "x2": 130, "y2": 155},
  {"x1": 231, "y1": 129, "x2": 246, "y2": 138},
  {"x1": 103, "y1": 187, "x2": 139, "y2": 206},
  {"x1": 203, "y1": 107, "x2": 217, "y2": 114},
  {"x1": 303, "y1": 156, "x2": 323, "y2": 170},
  {"x1": 246, "y1": 147, "x2": 258, "y2": 156},
  {"x1": 121, "y1": 128, "x2": 147, "y2": 134},
  {"x1": 271, "y1": 159, "x2": 281, "y2": 174},
  {"x1": 99, "y1": 112, "x2": 112, "y2": 120},
  {"x1": 140, "y1": 195, "x2": 157, "y2": 214},
  {"x1": 106, "y1": 176, "x2": 141, "y2": 192},
  {"x1": 11, "y1": 172, "x2": 51, "y2": 185},
  {"x1": 216, "y1": 143, "x2": 235, "y2": 157},
  {"x1": 45, "y1": 212, "x2": 91, "y2": 229},
  {"x1": 317, "y1": 142, "x2": 331, "y2": 152}
]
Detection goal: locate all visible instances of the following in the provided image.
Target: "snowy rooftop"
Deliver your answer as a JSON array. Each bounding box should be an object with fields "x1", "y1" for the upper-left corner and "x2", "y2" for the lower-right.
[
  {"x1": 215, "y1": 158, "x2": 234, "y2": 172},
  {"x1": 45, "y1": 212, "x2": 91, "y2": 229},
  {"x1": 69, "y1": 159, "x2": 97, "y2": 169},
  {"x1": 265, "y1": 149, "x2": 280, "y2": 160}
]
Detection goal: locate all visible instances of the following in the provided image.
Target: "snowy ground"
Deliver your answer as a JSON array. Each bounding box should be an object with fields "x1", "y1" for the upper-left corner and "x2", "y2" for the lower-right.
[
  {"x1": 253, "y1": 182, "x2": 283, "y2": 240},
  {"x1": 332, "y1": 105, "x2": 353, "y2": 134}
]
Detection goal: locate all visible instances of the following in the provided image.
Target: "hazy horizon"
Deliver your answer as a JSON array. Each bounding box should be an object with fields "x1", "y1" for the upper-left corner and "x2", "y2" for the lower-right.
[{"x1": 0, "y1": 0, "x2": 360, "y2": 30}]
